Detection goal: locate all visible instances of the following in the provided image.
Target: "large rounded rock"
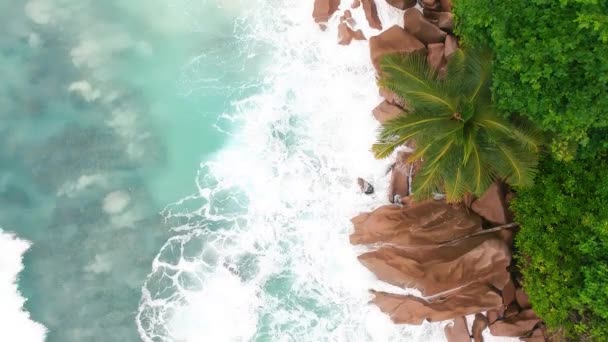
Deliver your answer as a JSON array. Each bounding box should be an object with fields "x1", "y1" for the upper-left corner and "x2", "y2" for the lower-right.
[
  {"x1": 369, "y1": 25, "x2": 426, "y2": 71},
  {"x1": 404, "y1": 8, "x2": 447, "y2": 44}
]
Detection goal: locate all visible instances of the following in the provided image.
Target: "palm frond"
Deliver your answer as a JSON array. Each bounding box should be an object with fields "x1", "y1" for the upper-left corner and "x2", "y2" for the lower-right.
[{"x1": 379, "y1": 53, "x2": 456, "y2": 114}]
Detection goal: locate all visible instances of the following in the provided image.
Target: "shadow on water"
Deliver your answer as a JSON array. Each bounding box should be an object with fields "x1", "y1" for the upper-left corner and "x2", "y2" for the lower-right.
[{"x1": 0, "y1": 1, "x2": 266, "y2": 340}]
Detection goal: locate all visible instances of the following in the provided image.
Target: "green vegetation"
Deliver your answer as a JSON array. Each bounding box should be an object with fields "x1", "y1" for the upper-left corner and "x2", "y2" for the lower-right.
[
  {"x1": 372, "y1": 50, "x2": 542, "y2": 202},
  {"x1": 453, "y1": 0, "x2": 608, "y2": 159},
  {"x1": 512, "y1": 152, "x2": 608, "y2": 341},
  {"x1": 453, "y1": 0, "x2": 608, "y2": 339}
]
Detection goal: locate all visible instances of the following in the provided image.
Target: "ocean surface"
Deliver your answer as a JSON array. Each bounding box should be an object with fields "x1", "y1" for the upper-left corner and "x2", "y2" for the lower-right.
[{"x1": 0, "y1": 1, "x2": 511, "y2": 341}]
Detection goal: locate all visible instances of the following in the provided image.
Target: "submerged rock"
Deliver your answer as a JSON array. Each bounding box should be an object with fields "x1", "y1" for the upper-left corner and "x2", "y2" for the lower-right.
[{"x1": 357, "y1": 177, "x2": 375, "y2": 194}]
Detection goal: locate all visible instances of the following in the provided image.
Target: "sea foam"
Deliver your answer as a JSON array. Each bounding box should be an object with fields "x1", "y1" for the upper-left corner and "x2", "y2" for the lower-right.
[
  {"x1": 0, "y1": 230, "x2": 47, "y2": 342},
  {"x1": 137, "y1": 1, "x2": 510, "y2": 341}
]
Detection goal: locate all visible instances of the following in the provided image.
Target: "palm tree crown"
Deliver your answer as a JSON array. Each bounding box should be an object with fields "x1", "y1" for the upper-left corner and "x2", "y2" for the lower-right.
[{"x1": 373, "y1": 49, "x2": 542, "y2": 203}]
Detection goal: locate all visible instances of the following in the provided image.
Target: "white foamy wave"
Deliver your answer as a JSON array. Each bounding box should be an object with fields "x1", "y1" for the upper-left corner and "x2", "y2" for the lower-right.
[
  {"x1": 0, "y1": 230, "x2": 47, "y2": 342},
  {"x1": 137, "y1": 1, "x2": 445, "y2": 341}
]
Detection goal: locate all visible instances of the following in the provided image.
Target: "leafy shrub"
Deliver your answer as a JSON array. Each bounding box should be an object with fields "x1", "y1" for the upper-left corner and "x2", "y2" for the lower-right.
[
  {"x1": 453, "y1": 0, "x2": 608, "y2": 159},
  {"x1": 512, "y1": 152, "x2": 608, "y2": 340}
]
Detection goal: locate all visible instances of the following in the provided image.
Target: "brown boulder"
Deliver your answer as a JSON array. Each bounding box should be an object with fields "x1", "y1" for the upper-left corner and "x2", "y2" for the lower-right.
[
  {"x1": 404, "y1": 8, "x2": 447, "y2": 44},
  {"x1": 369, "y1": 25, "x2": 426, "y2": 72},
  {"x1": 422, "y1": 8, "x2": 441, "y2": 22},
  {"x1": 504, "y1": 302, "x2": 520, "y2": 319},
  {"x1": 338, "y1": 23, "x2": 366, "y2": 45},
  {"x1": 362, "y1": 0, "x2": 382, "y2": 30},
  {"x1": 440, "y1": 0, "x2": 452, "y2": 12},
  {"x1": 486, "y1": 309, "x2": 503, "y2": 324},
  {"x1": 444, "y1": 34, "x2": 459, "y2": 58},
  {"x1": 419, "y1": 0, "x2": 441, "y2": 11},
  {"x1": 427, "y1": 42, "x2": 446, "y2": 71},
  {"x1": 472, "y1": 313, "x2": 488, "y2": 342},
  {"x1": 313, "y1": 0, "x2": 341, "y2": 27},
  {"x1": 370, "y1": 282, "x2": 503, "y2": 324},
  {"x1": 502, "y1": 278, "x2": 516, "y2": 306},
  {"x1": 379, "y1": 88, "x2": 406, "y2": 108},
  {"x1": 350, "y1": 201, "x2": 482, "y2": 246},
  {"x1": 388, "y1": 152, "x2": 420, "y2": 202},
  {"x1": 385, "y1": 0, "x2": 418, "y2": 10},
  {"x1": 516, "y1": 288, "x2": 531, "y2": 309},
  {"x1": 471, "y1": 181, "x2": 510, "y2": 225},
  {"x1": 372, "y1": 100, "x2": 403, "y2": 124},
  {"x1": 438, "y1": 12, "x2": 454, "y2": 30},
  {"x1": 445, "y1": 316, "x2": 471, "y2": 342},
  {"x1": 357, "y1": 235, "x2": 512, "y2": 296},
  {"x1": 521, "y1": 327, "x2": 547, "y2": 342},
  {"x1": 488, "y1": 309, "x2": 541, "y2": 337}
]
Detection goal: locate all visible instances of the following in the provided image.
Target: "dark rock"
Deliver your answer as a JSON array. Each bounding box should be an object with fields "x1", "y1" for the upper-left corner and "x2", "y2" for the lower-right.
[{"x1": 357, "y1": 178, "x2": 375, "y2": 194}]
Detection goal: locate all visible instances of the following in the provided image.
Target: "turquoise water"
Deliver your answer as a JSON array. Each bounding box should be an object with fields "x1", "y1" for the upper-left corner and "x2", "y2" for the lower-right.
[{"x1": 1, "y1": 1, "x2": 267, "y2": 341}]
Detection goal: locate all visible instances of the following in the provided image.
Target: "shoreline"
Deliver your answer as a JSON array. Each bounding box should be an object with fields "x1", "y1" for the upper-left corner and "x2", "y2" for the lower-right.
[{"x1": 312, "y1": 1, "x2": 547, "y2": 341}]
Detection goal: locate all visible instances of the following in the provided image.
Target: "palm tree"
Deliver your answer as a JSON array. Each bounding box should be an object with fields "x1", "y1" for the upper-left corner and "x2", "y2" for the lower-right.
[{"x1": 372, "y1": 48, "x2": 542, "y2": 203}]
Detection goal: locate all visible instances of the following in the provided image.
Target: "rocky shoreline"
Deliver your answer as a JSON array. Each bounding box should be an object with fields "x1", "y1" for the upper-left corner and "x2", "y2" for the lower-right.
[{"x1": 313, "y1": 1, "x2": 549, "y2": 341}]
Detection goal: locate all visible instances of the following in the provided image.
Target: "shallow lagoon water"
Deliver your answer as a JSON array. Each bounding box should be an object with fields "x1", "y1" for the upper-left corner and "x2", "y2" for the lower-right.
[{"x1": 1, "y1": 1, "x2": 265, "y2": 341}]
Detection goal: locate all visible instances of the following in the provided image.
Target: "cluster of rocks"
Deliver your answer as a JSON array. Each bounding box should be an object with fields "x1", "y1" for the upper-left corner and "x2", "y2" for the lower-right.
[
  {"x1": 351, "y1": 182, "x2": 548, "y2": 341},
  {"x1": 312, "y1": 1, "x2": 551, "y2": 341}
]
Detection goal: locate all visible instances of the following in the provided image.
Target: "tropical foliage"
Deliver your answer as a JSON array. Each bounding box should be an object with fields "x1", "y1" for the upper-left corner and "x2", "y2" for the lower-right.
[
  {"x1": 512, "y1": 152, "x2": 608, "y2": 341},
  {"x1": 372, "y1": 49, "x2": 542, "y2": 202},
  {"x1": 453, "y1": 0, "x2": 608, "y2": 160}
]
